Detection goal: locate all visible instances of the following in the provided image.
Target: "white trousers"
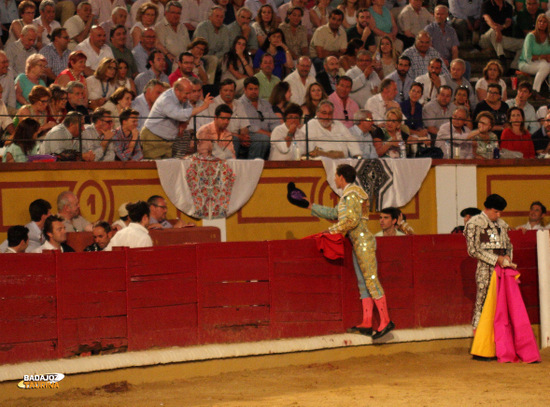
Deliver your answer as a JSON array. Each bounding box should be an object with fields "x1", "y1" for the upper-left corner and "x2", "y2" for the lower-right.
[{"x1": 519, "y1": 60, "x2": 550, "y2": 92}]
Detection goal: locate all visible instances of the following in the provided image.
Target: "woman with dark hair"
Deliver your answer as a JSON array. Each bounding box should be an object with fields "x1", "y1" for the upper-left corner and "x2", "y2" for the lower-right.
[
  {"x1": 269, "y1": 81, "x2": 291, "y2": 120},
  {"x1": 253, "y1": 29, "x2": 294, "y2": 79},
  {"x1": 252, "y1": 4, "x2": 278, "y2": 47},
  {"x1": 103, "y1": 87, "x2": 136, "y2": 128},
  {"x1": 279, "y1": 6, "x2": 308, "y2": 61},
  {"x1": 500, "y1": 107, "x2": 535, "y2": 158},
  {"x1": 86, "y1": 58, "x2": 118, "y2": 110},
  {"x1": 46, "y1": 85, "x2": 67, "y2": 125},
  {"x1": 339, "y1": 38, "x2": 365, "y2": 72},
  {"x1": 187, "y1": 37, "x2": 210, "y2": 84},
  {"x1": 2, "y1": 118, "x2": 41, "y2": 162},
  {"x1": 221, "y1": 35, "x2": 254, "y2": 95},
  {"x1": 400, "y1": 82, "x2": 428, "y2": 140},
  {"x1": 15, "y1": 85, "x2": 55, "y2": 136},
  {"x1": 301, "y1": 82, "x2": 327, "y2": 123},
  {"x1": 115, "y1": 59, "x2": 137, "y2": 94}
]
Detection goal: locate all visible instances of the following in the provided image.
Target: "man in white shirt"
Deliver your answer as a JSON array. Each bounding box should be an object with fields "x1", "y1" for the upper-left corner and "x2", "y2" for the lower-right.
[
  {"x1": 75, "y1": 25, "x2": 114, "y2": 75},
  {"x1": 105, "y1": 201, "x2": 153, "y2": 250},
  {"x1": 346, "y1": 50, "x2": 381, "y2": 107},
  {"x1": 33, "y1": 215, "x2": 71, "y2": 253},
  {"x1": 3, "y1": 226, "x2": 29, "y2": 253},
  {"x1": 349, "y1": 110, "x2": 378, "y2": 159},
  {"x1": 34, "y1": 0, "x2": 61, "y2": 47},
  {"x1": 375, "y1": 207, "x2": 406, "y2": 236},
  {"x1": 516, "y1": 201, "x2": 547, "y2": 231},
  {"x1": 365, "y1": 78, "x2": 399, "y2": 124},
  {"x1": 269, "y1": 103, "x2": 305, "y2": 160},
  {"x1": 64, "y1": 1, "x2": 95, "y2": 51},
  {"x1": 414, "y1": 57, "x2": 447, "y2": 104},
  {"x1": 284, "y1": 56, "x2": 315, "y2": 105}
]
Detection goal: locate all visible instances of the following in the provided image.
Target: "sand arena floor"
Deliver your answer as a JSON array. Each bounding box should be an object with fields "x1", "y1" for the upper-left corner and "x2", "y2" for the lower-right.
[{"x1": 3, "y1": 339, "x2": 550, "y2": 407}]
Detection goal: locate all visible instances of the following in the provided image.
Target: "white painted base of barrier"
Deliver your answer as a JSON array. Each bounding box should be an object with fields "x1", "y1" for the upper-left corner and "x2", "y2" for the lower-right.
[
  {"x1": 0, "y1": 325, "x2": 473, "y2": 383},
  {"x1": 537, "y1": 230, "x2": 550, "y2": 349}
]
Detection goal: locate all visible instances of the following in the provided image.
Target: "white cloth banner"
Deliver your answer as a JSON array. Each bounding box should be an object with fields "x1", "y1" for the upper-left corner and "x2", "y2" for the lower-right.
[
  {"x1": 156, "y1": 158, "x2": 265, "y2": 219},
  {"x1": 321, "y1": 157, "x2": 432, "y2": 209}
]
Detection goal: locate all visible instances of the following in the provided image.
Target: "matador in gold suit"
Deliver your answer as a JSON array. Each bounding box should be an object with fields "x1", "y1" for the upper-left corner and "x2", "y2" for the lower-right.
[{"x1": 311, "y1": 164, "x2": 394, "y2": 339}]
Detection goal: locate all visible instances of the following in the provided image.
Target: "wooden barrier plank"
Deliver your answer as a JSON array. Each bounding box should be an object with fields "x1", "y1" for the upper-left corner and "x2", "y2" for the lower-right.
[
  {"x1": 201, "y1": 306, "x2": 270, "y2": 326},
  {"x1": 128, "y1": 278, "x2": 197, "y2": 309},
  {"x1": 131, "y1": 328, "x2": 198, "y2": 350},
  {"x1": 0, "y1": 341, "x2": 58, "y2": 365},
  {"x1": 128, "y1": 305, "x2": 198, "y2": 333},
  {"x1": 199, "y1": 258, "x2": 270, "y2": 282},
  {"x1": 58, "y1": 291, "x2": 127, "y2": 318},
  {"x1": 200, "y1": 282, "x2": 270, "y2": 307},
  {"x1": 0, "y1": 297, "x2": 56, "y2": 319},
  {"x1": 0, "y1": 319, "x2": 58, "y2": 343},
  {"x1": 271, "y1": 321, "x2": 343, "y2": 339},
  {"x1": 271, "y1": 292, "x2": 342, "y2": 314},
  {"x1": 200, "y1": 325, "x2": 272, "y2": 344},
  {"x1": 127, "y1": 245, "x2": 198, "y2": 277}
]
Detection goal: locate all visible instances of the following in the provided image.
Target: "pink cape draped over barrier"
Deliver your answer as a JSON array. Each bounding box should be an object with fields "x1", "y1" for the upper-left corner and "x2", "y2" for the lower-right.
[{"x1": 303, "y1": 232, "x2": 345, "y2": 260}]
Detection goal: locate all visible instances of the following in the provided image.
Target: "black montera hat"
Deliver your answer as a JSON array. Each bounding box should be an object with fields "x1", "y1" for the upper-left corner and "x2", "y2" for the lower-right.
[{"x1": 484, "y1": 194, "x2": 507, "y2": 211}]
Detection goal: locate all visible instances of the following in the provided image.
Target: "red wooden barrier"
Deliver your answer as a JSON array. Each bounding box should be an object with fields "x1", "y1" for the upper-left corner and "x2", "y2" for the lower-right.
[{"x1": 0, "y1": 232, "x2": 539, "y2": 365}]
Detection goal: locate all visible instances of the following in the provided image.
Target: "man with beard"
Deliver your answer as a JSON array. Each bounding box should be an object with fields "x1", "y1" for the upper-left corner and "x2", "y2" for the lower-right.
[
  {"x1": 414, "y1": 58, "x2": 447, "y2": 104},
  {"x1": 84, "y1": 221, "x2": 114, "y2": 251},
  {"x1": 284, "y1": 56, "x2": 315, "y2": 105},
  {"x1": 423, "y1": 85, "x2": 455, "y2": 138},
  {"x1": 316, "y1": 56, "x2": 341, "y2": 96},
  {"x1": 304, "y1": 100, "x2": 361, "y2": 158},
  {"x1": 33, "y1": 215, "x2": 75, "y2": 253},
  {"x1": 169, "y1": 52, "x2": 197, "y2": 85},
  {"x1": 310, "y1": 9, "x2": 347, "y2": 72},
  {"x1": 346, "y1": 8, "x2": 376, "y2": 52},
  {"x1": 196, "y1": 104, "x2": 235, "y2": 159},
  {"x1": 384, "y1": 55, "x2": 413, "y2": 104}
]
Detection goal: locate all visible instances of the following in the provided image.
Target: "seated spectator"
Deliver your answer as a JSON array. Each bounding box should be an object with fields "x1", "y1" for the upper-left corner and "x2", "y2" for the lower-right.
[
  {"x1": 374, "y1": 35, "x2": 398, "y2": 79},
  {"x1": 385, "y1": 55, "x2": 413, "y2": 104},
  {"x1": 401, "y1": 31, "x2": 448, "y2": 80},
  {"x1": 75, "y1": 25, "x2": 114, "y2": 76},
  {"x1": 365, "y1": 78, "x2": 399, "y2": 124},
  {"x1": 252, "y1": 4, "x2": 278, "y2": 47},
  {"x1": 109, "y1": 25, "x2": 138, "y2": 78},
  {"x1": 453, "y1": 85, "x2": 473, "y2": 119},
  {"x1": 301, "y1": 82, "x2": 327, "y2": 122},
  {"x1": 184, "y1": 77, "x2": 208, "y2": 132},
  {"x1": 414, "y1": 58, "x2": 447, "y2": 104},
  {"x1": 339, "y1": 38, "x2": 364, "y2": 73},
  {"x1": 472, "y1": 83, "x2": 508, "y2": 137},
  {"x1": 270, "y1": 81, "x2": 291, "y2": 120},
  {"x1": 451, "y1": 207, "x2": 482, "y2": 234},
  {"x1": 39, "y1": 27, "x2": 71, "y2": 82},
  {"x1": 105, "y1": 201, "x2": 153, "y2": 250},
  {"x1": 423, "y1": 85, "x2": 455, "y2": 139},
  {"x1": 424, "y1": 5, "x2": 458, "y2": 68},
  {"x1": 255, "y1": 53, "x2": 281, "y2": 101},
  {"x1": 6, "y1": 25, "x2": 39, "y2": 77},
  {"x1": 316, "y1": 56, "x2": 341, "y2": 96},
  {"x1": 112, "y1": 202, "x2": 131, "y2": 230},
  {"x1": 4, "y1": 225, "x2": 29, "y2": 253},
  {"x1": 375, "y1": 207, "x2": 405, "y2": 236},
  {"x1": 435, "y1": 105, "x2": 473, "y2": 159},
  {"x1": 449, "y1": 0, "x2": 482, "y2": 43},
  {"x1": 193, "y1": 6, "x2": 231, "y2": 60},
  {"x1": 470, "y1": 111, "x2": 499, "y2": 159},
  {"x1": 269, "y1": 103, "x2": 305, "y2": 160},
  {"x1": 532, "y1": 110, "x2": 550, "y2": 155},
  {"x1": 132, "y1": 27, "x2": 157, "y2": 74},
  {"x1": 56, "y1": 190, "x2": 92, "y2": 233},
  {"x1": 310, "y1": 9, "x2": 347, "y2": 72},
  {"x1": 81, "y1": 108, "x2": 116, "y2": 162},
  {"x1": 506, "y1": 81, "x2": 539, "y2": 134},
  {"x1": 397, "y1": 0, "x2": 434, "y2": 50},
  {"x1": 516, "y1": 201, "x2": 547, "y2": 230},
  {"x1": 239, "y1": 77, "x2": 279, "y2": 159},
  {"x1": 39, "y1": 112, "x2": 96, "y2": 161},
  {"x1": 112, "y1": 108, "x2": 143, "y2": 161},
  {"x1": 6, "y1": 1, "x2": 42, "y2": 49},
  {"x1": 369, "y1": 0, "x2": 403, "y2": 53},
  {"x1": 227, "y1": 7, "x2": 258, "y2": 55},
  {"x1": 64, "y1": 81, "x2": 91, "y2": 124},
  {"x1": 86, "y1": 58, "x2": 119, "y2": 110},
  {"x1": 446, "y1": 59, "x2": 476, "y2": 109},
  {"x1": 478, "y1": 0, "x2": 524, "y2": 71},
  {"x1": 64, "y1": 1, "x2": 94, "y2": 51},
  {"x1": 2, "y1": 118, "x2": 40, "y2": 162},
  {"x1": 346, "y1": 50, "x2": 381, "y2": 108},
  {"x1": 305, "y1": 99, "x2": 362, "y2": 158},
  {"x1": 55, "y1": 51, "x2": 88, "y2": 93},
  {"x1": 253, "y1": 29, "x2": 294, "y2": 79},
  {"x1": 46, "y1": 85, "x2": 68, "y2": 126},
  {"x1": 500, "y1": 107, "x2": 536, "y2": 158},
  {"x1": 131, "y1": 2, "x2": 159, "y2": 48},
  {"x1": 279, "y1": 6, "x2": 309, "y2": 62},
  {"x1": 168, "y1": 52, "x2": 196, "y2": 85},
  {"x1": 134, "y1": 50, "x2": 169, "y2": 95},
  {"x1": 0, "y1": 51, "x2": 16, "y2": 114},
  {"x1": 33, "y1": 215, "x2": 75, "y2": 253},
  {"x1": 196, "y1": 104, "x2": 236, "y2": 159},
  {"x1": 0, "y1": 84, "x2": 15, "y2": 138},
  {"x1": 132, "y1": 79, "x2": 170, "y2": 132},
  {"x1": 475, "y1": 60, "x2": 507, "y2": 102},
  {"x1": 222, "y1": 36, "x2": 255, "y2": 96},
  {"x1": 518, "y1": 14, "x2": 550, "y2": 98},
  {"x1": 284, "y1": 56, "x2": 316, "y2": 105},
  {"x1": 338, "y1": 0, "x2": 360, "y2": 30},
  {"x1": 346, "y1": 8, "x2": 377, "y2": 53},
  {"x1": 155, "y1": 1, "x2": 191, "y2": 69},
  {"x1": 14, "y1": 54, "x2": 47, "y2": 109},
  {"x1": 187, "y1": 37, "x2": 211, "y2": 84},
  {"x1": 223, "y1": 0, "x2": 241, "y2": 25},
  {"x1": 516, "y1": 0, "x2": 544, "y2": 36},
  {"x1": 400, "y1": 82, "x2": 428, "y2": 141},
  {"x1": 373, "y1": 107, "x2": 410, "y2": 158},
  {"x1": 104, "y1": 87, "x2": 136, "y2": 129},
  {"x1": 115, "y1": 59, "x2": 137, "y2": 94},
  {"x1": 328, "y1": 76, "x2": 359, "y2": 128},
  {"x1": 310, "y1": 0, "x2": 331, "y2": 30},
  {"x1": 349, "y1": 109, "x2": 378, "y2": 159},
  {"x1": 84, "y1": 221, "x2": 113, "y2": 252},
  {"x1": 15, "y1": 85, "x2": 55, "y2": 136},
  {"x1": 100, "y1": 6, "x2": 131, "y2": 47},
  {"x1": 147, "y1": 195, "x2": 191, "y2": 229}
]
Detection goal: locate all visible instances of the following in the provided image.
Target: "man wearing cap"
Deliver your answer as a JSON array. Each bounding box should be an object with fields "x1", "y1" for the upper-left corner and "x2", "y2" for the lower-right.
[
  {"x1": 112, "y1": 202, "x2": 131, "y2": 230},
  {"x1": 451, "y1": 207, "x2": 481, "y2": 234},
  {"x1": 464, "y1": 194, "x2": 513, "y2": 330}
]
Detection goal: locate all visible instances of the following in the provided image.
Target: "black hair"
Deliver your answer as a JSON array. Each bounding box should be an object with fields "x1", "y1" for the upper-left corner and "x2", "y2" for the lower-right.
[{"x1": 7, "y1": 225, "x2": 29, "y2": 247}]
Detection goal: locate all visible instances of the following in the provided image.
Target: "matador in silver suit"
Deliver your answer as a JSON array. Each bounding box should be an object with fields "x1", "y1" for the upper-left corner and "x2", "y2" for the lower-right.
[{"x1": 464, "y1": 195, "x2": 513, "y2": 329}]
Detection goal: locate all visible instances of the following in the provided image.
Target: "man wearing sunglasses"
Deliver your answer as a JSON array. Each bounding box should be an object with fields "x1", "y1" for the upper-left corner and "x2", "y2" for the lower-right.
[
  {"x1": 81, "y1": 108, "x2": 116, "y2": 161},
  {"x1": 328, "y1": 76, "x2": 358, "y2": 129}
]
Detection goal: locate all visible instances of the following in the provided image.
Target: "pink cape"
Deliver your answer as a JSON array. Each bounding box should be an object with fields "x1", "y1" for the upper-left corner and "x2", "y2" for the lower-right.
[
  {"x1": 303, "y1": 232, "x2": 345, "y2": 260},
  {"x1": 494, "y1": 265, "x2": 541, "y2": 363}
]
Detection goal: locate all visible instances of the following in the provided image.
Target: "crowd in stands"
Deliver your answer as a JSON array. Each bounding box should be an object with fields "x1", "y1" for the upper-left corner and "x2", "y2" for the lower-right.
[{"x1": 1, "y1": 0, "x2": 550, "y2": 163}]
